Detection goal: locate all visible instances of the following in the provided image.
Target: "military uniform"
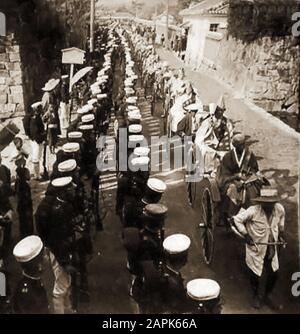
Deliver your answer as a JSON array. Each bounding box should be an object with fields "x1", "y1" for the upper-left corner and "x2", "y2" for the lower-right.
[
  {"x1": 13, "y1": 273, "x2": 49, "y2": 314},
  {"x1": 13, "y1": 235, "x2": 49, "y2": 314},
  {"x1": 35, "y1": 177, "x2": 76, "y2": 314}
]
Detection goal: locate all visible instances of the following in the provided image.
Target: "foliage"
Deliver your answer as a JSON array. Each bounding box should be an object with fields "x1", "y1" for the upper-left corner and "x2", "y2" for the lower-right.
[
  {"x1": 177, "y1": 0, "x2": 202, "y2": 11},
  {"x1": 228, "y1": 0, "x2": 300, "y2": 42}
]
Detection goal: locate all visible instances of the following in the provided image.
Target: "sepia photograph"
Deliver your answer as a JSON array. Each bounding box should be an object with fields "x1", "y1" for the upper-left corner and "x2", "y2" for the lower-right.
[{"x1": 0, "y1": 0, "x2": 299, "y2": 318}]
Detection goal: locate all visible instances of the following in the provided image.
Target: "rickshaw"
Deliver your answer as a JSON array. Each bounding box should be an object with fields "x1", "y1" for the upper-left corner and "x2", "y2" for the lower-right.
[{"x1": 185, "y1": 114, "x2": 268, "y2": 265}]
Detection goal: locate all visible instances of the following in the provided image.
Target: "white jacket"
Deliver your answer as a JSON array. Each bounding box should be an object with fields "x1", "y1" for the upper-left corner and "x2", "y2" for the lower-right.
[{"x1": 233, "y1": 204, "x2": 285, "y2": 276}]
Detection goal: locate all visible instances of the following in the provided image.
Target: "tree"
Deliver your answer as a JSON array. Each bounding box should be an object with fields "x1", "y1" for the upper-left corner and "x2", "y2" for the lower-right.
[{"x1": 177, "y1": 0, "x2": 202, "y2": 11}]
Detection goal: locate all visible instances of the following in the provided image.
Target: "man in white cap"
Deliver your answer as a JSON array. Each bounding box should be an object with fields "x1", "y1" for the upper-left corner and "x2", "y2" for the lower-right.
[
  {"x1": 186, "y1": 278, "x2": 222, "y2": 314},
  {"x1": 13, "y1": 236, "x2": 49, "y2": 314},
  {"x1": 35, "y1": 177, "x2": 77, "y2": 313},
  {"x1": 232, "y1": 186, "x2": 285, "y2": 310}
]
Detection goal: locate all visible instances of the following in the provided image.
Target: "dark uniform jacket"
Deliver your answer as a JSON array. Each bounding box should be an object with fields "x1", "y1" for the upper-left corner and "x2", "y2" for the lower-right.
[
  {"x1": 35, "y1": 195, "x2": 75, "y2": 267},
  {"x1": 217, "y1": 148, "x2": 259, "y2": 191},
  {"x1": 13, "y1": 275, "x2": 49, "y2": 314},
  {"x1": 23, "y1": 114, "x2": 46, "y2": 144}
]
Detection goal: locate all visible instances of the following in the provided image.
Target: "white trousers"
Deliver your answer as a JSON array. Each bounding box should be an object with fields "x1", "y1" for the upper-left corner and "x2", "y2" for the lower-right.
[
  {"x1": 30, "y1": 140, "x2": 42, "y2": 164},
  {"x1": 49, "y1": 251, "x2": 72, "y2": 314}
]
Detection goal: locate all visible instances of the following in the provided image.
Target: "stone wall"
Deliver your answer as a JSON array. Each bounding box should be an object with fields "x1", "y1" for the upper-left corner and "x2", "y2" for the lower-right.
[
  {"x1": 0, "y1": 34, "x2": 25, "y2": 119},
  {"x1": 19, "y1": 0, "x2": 90, "y2": 111},
  {"x1": 213, "y1": 35, "x2": 300, "y2": 113}
]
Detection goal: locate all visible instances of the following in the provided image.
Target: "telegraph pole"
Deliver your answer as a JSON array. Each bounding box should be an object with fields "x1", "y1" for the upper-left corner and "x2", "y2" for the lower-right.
[
  {"x1": 90, "y1": 0, "x2": 95, "y2": 53},
  {"x1": 166, "y1": 0, "x2": 170, "y2": 49}
]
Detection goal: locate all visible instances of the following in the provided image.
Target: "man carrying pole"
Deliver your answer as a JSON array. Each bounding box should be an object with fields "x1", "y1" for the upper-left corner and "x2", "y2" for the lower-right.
[{"x1": 231, "y1": 186, "x2": 286, "y2": 310}]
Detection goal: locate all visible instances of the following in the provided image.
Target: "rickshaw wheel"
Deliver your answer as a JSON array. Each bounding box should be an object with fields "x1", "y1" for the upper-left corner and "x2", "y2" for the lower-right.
[{"x1": 199, "y1": 179, "x2": 215, "y2": 265}]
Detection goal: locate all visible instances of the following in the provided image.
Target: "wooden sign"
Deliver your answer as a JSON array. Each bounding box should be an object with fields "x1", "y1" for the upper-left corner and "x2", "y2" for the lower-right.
[{"x1": 61, "y1": 47, "x2": 86, "y2": 65}]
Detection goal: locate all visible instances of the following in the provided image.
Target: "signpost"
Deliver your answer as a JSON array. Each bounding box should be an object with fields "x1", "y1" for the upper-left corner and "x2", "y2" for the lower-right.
[{"x1": 62, "y1": 47, "x2": 86, "y2": 92}]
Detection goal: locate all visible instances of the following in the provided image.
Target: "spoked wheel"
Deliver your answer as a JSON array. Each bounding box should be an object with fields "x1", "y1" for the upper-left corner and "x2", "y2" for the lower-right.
[{"x1": 199, "y1": 179, "x2": 215, "y2": 265}]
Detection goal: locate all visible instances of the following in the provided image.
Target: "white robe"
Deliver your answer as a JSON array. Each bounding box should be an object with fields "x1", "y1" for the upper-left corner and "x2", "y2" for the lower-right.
[
  {"x1": 194, "y1": 117, "x2": 219, "y2": 174},
  {"x1": 169, "y1": 93, "x2": 189, "y2": 133}
]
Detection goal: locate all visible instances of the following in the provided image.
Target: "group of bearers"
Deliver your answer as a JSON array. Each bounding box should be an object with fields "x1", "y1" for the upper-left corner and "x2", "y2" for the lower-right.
[
  {"x1": 0, "y1": 26, "x2": 121, "y2": 314},
  {"x1": 122, "y1": 23, "x2": 287, "y2": 311},
  {"x1": 112, "y1": 26, "x2": 223, "y2": 314}
]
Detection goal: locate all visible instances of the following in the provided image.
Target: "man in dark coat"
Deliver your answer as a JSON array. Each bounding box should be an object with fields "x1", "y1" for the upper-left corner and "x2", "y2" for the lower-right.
[
  {"x1": 35, "y1": 177, "x2": 76, "y2": 314},
  {"x1": 217, "y1": 134, "x2": 259, "y2": 218}
]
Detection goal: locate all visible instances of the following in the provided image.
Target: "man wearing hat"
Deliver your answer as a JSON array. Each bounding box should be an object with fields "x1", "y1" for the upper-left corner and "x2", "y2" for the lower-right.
[
  {"x1": 217, "y1": 133, "x2": 260, "y2": 218},
  {"x1": 186, "y1": 278, "x2": 222, "y2": 314},
  {"x1": 12, "y1": 236, "x2": 49, "y2": 314},
  {"x1": 35, "y1": 177, "x2": 77, "y2": 313},
  {"x1": 24, "y1": 102, "x2": 46, "y2": 181},
  {"x1": 41, "y1": 78, "x2": 61, "y2": 152},
  {"x1": 193, "y1": 101, "x2": 232, "y2": 159},
  {"x1": 162, "y1": 233, "x2": 192, "y2": 313},
  {"x1": 232, "y1": 187, "x2": 285, "y2": 310},
  {"x1": 177, "y1": 103, "x2": 202, "y2": 138}
]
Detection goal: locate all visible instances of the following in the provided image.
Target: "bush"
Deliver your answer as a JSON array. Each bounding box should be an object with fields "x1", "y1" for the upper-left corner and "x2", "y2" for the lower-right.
[{"x1": 228, "y1": 0, "x2": 300, "y2": 42}]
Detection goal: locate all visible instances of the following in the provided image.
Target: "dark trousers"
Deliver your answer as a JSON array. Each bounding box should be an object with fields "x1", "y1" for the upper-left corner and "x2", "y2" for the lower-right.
[
  {"x1": 17, "y1": 205, "x2": 34, "y2": 239},
  {"x1": 249, "y1": 258, "x2": 278, "y2": 298},
  {"x1": 0, "y1": 219, "x2": 12, "y2": 261}
]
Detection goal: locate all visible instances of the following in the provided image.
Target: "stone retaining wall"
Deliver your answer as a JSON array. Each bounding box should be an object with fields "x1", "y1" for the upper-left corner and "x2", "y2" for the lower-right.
[
  {"x1": 213, "y1": 35, "x2": 300, "y2": 114},
  {"x1": 0, "y1": 0, "x2": 90, "y2": 119},
  {"x1": 0, "y1": 34, "x2": 25, "y2": 118}
]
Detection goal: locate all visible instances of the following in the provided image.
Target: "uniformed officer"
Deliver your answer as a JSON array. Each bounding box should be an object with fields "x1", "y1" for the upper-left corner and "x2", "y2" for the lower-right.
[
  {"x1": 35, "y1": 177, "x2": 77, "y2": 314},
  {"x1": 162, "y1": 233, "x2": 191, "y2": 312},
  {"x1": 142, "y1": 178, "x2": 167, "y2": 205},
  {"x1": 13, "y1": 235, "x2": 49, "y2": 314},
  {"x1": 78, "y1": 124, "x2": 97, "y2": 179},
  {"x1": 96, "y1": 93, "x2": 109, "y2": 135}
]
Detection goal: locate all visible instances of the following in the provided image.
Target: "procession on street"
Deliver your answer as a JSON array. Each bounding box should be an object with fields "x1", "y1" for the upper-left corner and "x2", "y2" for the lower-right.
[{"x1": 0, "y1": 0, "x2": 299, "y2": 316}]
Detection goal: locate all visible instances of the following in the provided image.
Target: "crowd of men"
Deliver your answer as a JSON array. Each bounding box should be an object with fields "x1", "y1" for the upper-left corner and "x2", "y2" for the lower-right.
[{"x1": 0, "y1": 20, "x2": 287, "y2": 314}]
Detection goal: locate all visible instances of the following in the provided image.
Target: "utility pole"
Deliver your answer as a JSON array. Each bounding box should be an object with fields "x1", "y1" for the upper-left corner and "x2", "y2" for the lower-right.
[
  {"x1": 90, "y1": 0, "x2": 95, "y2": 53},
  {"x1": 166, "y1": 0, "x2": 170, "y2": 49}
]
